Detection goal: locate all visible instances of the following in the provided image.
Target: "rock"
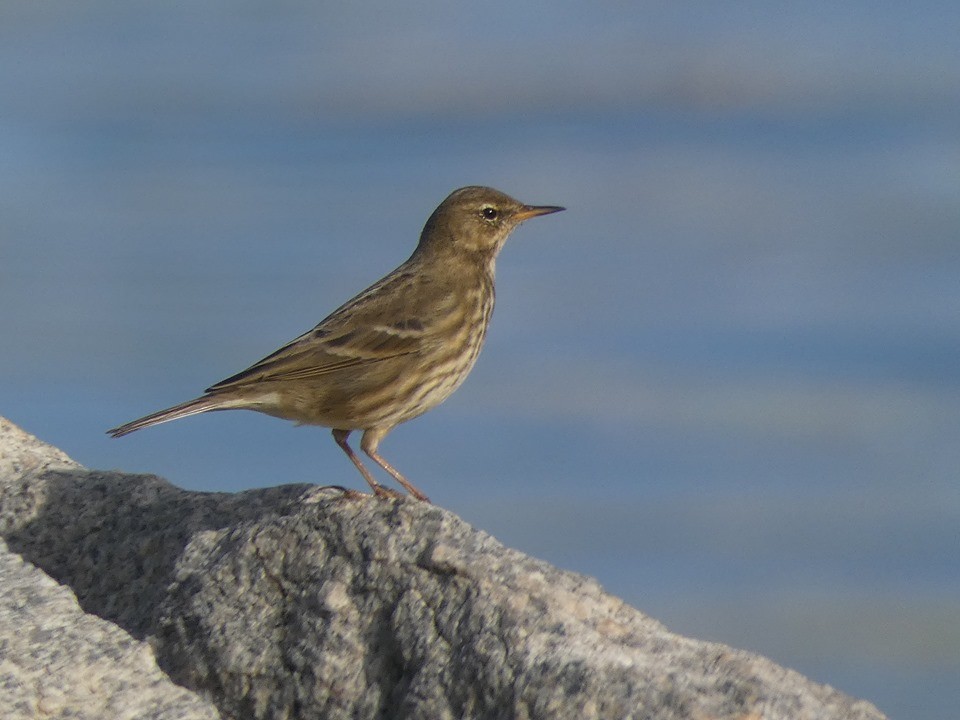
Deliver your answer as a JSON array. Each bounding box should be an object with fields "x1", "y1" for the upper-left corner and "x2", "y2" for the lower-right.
[
  {"x1": 0, "y1": 417, "x2": 886, "y2": 720},
  {"x1": 0, "y1": 541, "x2": 220, "y2": 720}
]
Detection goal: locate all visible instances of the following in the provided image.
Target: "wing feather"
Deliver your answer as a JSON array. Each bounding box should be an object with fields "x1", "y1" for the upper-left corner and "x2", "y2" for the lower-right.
[
  {"x1": 205, "y1": 322, "x2": 425, "y2": 391},
  {"x1": 205, "y1": 264, "x2": 457, "y2": 392}
]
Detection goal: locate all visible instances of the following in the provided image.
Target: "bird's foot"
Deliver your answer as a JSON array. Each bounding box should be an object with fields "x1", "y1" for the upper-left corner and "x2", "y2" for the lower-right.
[
  {"x1": 301, "y1": 485, "x2": 367, "y2": 503},
  {"x1": 372, "y1": 483, "x2": 408, "y2": 501}
]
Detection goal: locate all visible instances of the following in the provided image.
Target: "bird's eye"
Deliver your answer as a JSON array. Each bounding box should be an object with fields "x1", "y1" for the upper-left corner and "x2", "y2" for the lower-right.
[{"x1": 481, "y1": 206, "x2": 499, "y2": 221}]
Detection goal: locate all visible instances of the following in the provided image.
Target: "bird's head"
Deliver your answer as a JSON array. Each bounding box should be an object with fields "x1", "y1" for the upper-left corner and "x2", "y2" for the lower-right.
[{"x1": 416, "y1": 186, "x2": 564, "y2": 260}]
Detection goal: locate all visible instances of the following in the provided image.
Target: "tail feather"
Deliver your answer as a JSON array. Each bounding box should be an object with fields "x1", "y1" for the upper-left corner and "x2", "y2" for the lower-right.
[{"x1": 107, "y1": 396, "x2": 227, "y2": 437}]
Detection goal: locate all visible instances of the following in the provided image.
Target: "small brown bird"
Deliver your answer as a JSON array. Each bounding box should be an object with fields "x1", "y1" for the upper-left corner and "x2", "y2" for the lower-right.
[{"x1": 108, "y1": 186, "x2": 563, "y2": 502}]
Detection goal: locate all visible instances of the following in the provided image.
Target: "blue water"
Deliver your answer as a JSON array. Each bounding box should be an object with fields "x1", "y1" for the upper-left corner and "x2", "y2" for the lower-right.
[{"x1": 3, "y1": 4, "x2": 959, "y2": 718}]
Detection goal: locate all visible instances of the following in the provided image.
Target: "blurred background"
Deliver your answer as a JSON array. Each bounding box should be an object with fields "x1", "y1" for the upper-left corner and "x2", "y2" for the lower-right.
[{"x1": 2, "y1": 2, "x2": 958, "y2": 717}]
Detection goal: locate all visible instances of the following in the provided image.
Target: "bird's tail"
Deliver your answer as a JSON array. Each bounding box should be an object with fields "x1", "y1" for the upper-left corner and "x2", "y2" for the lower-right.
[{"x1": 107, "y1": 395, "x2": 229, "y2": 437}]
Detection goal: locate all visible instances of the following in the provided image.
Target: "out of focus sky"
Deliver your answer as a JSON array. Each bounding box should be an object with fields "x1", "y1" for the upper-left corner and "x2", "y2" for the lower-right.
[{"x1": 3, "y1": 3, "x2": 959, "y2": 717}]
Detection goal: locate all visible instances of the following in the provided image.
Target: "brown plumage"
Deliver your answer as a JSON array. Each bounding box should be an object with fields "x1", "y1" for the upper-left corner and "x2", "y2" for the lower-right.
[{"x1": 108, "y1": 186, "x2": 563, "y2": 501}]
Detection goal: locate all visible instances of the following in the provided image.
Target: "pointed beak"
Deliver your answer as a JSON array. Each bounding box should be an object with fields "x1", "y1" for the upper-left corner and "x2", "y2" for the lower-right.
[{"x1": 515, "y1": 204, "x2": 565, "y2": 222}]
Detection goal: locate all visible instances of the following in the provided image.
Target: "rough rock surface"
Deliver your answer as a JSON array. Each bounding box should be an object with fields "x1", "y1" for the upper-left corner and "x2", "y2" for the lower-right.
[
  {"x1": 0, "y1": 416, "x2": 886, "y2": 720},
  {"x1": 0, "y1": 537, "x2": 221, "y2": 720}
]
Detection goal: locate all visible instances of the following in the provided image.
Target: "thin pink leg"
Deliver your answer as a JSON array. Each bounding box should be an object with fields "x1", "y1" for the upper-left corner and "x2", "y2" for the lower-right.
[
  {"x1": 332, "y1": 429, "x2": 401, "y2": 499},
  {"x1": 360, "y1": 428, "x2": 431, "y2": 503}
]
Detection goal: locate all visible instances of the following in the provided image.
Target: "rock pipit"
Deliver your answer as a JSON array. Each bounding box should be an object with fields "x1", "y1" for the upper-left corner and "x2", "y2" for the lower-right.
[{"x1": 108, "y1": 186, "x2": 564, "y2": 502}]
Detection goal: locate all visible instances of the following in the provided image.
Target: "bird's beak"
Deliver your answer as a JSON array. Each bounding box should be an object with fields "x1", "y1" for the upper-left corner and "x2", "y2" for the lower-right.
[{"x1": 515, "y1": 204, "x2": 565, "y2": 222}]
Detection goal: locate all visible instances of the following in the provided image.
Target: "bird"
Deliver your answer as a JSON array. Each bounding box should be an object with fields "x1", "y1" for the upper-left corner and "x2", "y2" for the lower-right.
[{"x1": 108, "y1": 186, "x2": 564, "y2": 502}]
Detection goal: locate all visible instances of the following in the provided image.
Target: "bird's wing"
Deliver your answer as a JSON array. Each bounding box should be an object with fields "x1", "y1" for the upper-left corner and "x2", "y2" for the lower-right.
[
  {"x1": 205, "y1": 320, "x2": 426, "y2": 391},
  {"x1": 205, "y1": 268, "x2": 438, "y2": 392}
]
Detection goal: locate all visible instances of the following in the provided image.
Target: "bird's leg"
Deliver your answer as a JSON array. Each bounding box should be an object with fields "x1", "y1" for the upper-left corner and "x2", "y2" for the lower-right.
[
  {"x1": 360, "y1": 428, "x2": 431, "y2": 503},
  {"x1": 331, "y1": 429, "x2": 402, "y2": 499}
]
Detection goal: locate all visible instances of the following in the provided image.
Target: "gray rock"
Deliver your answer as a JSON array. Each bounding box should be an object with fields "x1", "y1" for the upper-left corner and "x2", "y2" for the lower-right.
[
  {"x1": 0, "y1": 417, "x2": 886, "y2": 720},
  {"x1": 0, "y1": 541, "x2": 220, "y2": 719}
]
